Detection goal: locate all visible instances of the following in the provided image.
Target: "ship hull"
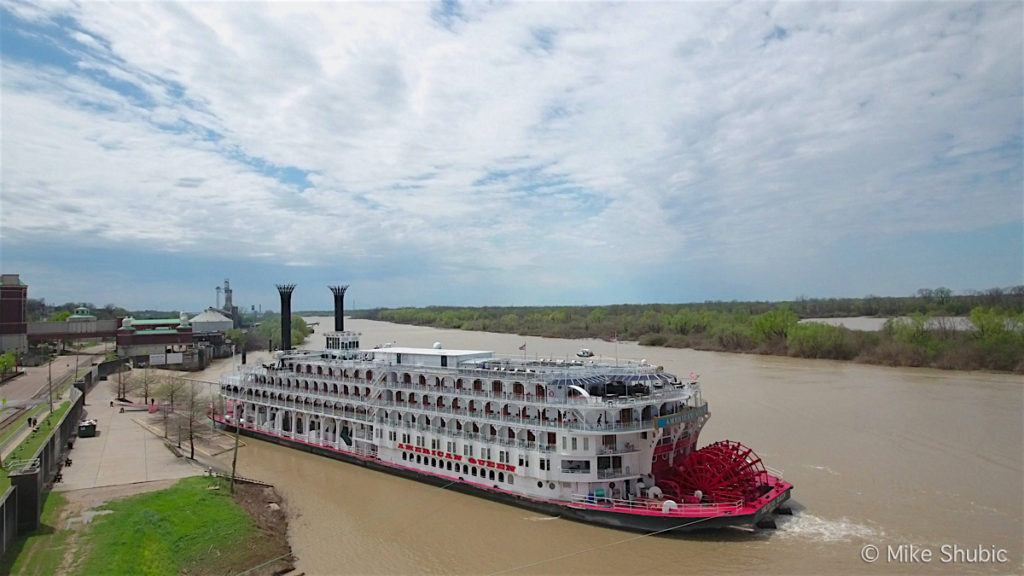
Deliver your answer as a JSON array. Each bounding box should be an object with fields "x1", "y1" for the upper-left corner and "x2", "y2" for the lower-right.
[{"x1": 217, "y1": 419, "x2": 792, "y2": 533}]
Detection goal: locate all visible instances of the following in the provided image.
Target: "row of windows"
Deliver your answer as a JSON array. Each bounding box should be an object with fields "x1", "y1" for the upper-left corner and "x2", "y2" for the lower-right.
[{"x1": 401, "y1": 452, "x2": 515, "y2": 485}]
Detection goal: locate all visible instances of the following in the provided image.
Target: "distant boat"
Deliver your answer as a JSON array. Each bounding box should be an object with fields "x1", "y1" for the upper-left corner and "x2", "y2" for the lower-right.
[{"x1": 576, "y1": 348, "x2": 595, "y2": 358}]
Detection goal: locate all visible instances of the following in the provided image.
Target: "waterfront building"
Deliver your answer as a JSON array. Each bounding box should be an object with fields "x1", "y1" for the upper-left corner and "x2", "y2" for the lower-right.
[{"x1": 0, "y1": 274, "x2": 28, "y2": 354}]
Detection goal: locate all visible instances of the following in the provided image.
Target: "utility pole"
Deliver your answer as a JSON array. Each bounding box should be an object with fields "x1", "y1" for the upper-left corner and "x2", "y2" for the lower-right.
[
  {"x1": 230, "y1": 418, "x2": 241, "y2": 494},
  {"x1": 47, "y1": 353, "x2": 53, "y2": 412}
]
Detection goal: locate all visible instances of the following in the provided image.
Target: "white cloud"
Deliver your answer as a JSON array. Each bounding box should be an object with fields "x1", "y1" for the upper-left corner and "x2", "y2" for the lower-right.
[{"x1": 1, "y1": 1, "x2": 1020, "y2": 303}]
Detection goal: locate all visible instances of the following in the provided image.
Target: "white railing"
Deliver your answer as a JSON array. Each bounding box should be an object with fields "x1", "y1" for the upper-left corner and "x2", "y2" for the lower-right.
[
  {"x1": 597, "y1": 443, "x2": 639, "y2": 455},
  {"x1": 227, "y1": 381, "x2": 705, "y2": 434},
  {"x1": 568, "y1": 494, "x2": 743, "y2": 516},
  {"x1": 245, "y1": 362, "x2": 698, "y2": 409}
]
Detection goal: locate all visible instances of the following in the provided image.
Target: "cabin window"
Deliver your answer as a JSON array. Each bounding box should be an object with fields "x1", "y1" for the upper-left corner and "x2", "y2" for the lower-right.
[
  {"x1": 571, "y1": 437, "x2": 578, "y2": 451},
  {"x1": 446, "y1": 461, "x2": 452, "y2": 471},
  {"x1": 498, "y1": 473, "x2": 505, "y2": 483},
  {"x1": 518, "y1": 455, "x2": 526, "y2": 467},
  {"x1": 539, "y1": 458, "x2": 549, "y2": 471},
  {"x1": 441, "y1": 355, "x2": 448, "y2": 367},
  {"x1": 401, "y1": 452, "x2": 407, "y2": 461},
  {"x1": 537, "y1": 481, "x2": 543, "y2": 488},
  {"x1": 471, "y1": 467, "x2": 478, "y2": 477},
  {"x1": 489, "y1": 470, "x2": 495, "y2": 481},
  {"x1": 583, "y1": 438, "x2": 589, "y2": 451}
]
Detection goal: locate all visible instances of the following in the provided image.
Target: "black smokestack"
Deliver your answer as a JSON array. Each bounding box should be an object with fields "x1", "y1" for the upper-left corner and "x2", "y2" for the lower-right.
[
  {"x1": 328, "y1": 285, "x2": 349, "y2": 331},
  {"x1": 276, "y1": 284, "x2": 296, "y2": 350}
]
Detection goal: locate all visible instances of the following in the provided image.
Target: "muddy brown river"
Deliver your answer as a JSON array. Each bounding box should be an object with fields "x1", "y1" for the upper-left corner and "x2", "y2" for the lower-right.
[{"x1": 210, "y1": 318, "x2": 1022, "y2": 575}]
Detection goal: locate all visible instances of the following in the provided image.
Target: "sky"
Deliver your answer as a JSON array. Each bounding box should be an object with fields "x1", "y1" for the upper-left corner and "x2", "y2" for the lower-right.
[{"x1": 1, "y1": 1, "x2": 1021, "y2": 313}]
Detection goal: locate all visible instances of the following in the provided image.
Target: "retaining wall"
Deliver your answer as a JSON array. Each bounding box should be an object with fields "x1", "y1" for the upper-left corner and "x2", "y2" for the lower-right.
[{"x1": 0, "y1": 387, "x2": 84, "y2": 560}]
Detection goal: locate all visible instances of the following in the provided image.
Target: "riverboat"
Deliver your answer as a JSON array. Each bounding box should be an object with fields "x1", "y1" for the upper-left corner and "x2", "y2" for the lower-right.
[{"x1": 215, "y1": 289, "x2": 792, "y2": 533}]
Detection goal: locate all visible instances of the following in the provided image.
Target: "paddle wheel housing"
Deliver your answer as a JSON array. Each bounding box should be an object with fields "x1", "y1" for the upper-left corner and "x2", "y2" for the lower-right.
[{"x1": 654, "y1": 440, "x2": 771, "y2": 504}]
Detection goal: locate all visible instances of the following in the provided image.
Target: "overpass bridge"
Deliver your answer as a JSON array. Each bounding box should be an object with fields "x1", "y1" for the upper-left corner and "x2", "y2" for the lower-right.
[{"x1": 26, "y1": 319, "x2": 120, "y2": 343}]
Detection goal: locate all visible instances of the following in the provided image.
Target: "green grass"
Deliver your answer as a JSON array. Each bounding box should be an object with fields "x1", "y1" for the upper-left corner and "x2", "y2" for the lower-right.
[
  {"x1": 0, "y1": 401, "x2": 73, "y2": 492},
  {"x1": 4, "y1": 401, "x2": 72, "y2": 464},
  {"x1": 0, "y1": 404, "x2": 49, "y2": 448},
  {"x1": 74, "y1": 477, "x2": 257, "y2": 576},
  {"x1": 0, "y1": 491, "x2": 69, "y2": 576}
]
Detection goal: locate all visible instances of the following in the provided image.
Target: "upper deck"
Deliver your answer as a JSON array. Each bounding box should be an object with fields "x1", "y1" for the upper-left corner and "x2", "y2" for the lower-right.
[{"x1": 261, "y1": 345, "x2": 699, "y2": 409}]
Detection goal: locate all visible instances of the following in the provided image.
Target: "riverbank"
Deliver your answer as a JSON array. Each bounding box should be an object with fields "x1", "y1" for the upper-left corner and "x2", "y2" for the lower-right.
[
  {"x1": 1, "y1": 371, "x2": 294, "y2": 575},
  {"x1": 1, "y1": 476, "x2": 292, "y2": 576},
  {"x1": 357, "y1": 307, "x2": 1024, "y2": 373}
]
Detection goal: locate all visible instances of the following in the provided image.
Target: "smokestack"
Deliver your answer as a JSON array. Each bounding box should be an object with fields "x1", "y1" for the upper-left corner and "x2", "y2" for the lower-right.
[
  {"x1": 328, "y1": 285, "x2": 349, "y2": 332},
  {"x1": 276, "y1": 284, "x2": 296, "y2": 350}
]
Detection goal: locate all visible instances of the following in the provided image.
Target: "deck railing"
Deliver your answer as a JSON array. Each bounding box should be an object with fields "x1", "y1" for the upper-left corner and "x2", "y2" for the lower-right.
[
  {"x1": 229, "y1": 365, "x2": 698, "y2": 408},
  {"x1": 568, "y1": 494, "x2": 743, "y2": 516}
]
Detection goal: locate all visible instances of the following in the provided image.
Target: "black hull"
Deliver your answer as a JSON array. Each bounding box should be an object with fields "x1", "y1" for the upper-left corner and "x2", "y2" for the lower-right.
[{"x1": 219, "y1": 422, "x2": 792, "y2": 533}]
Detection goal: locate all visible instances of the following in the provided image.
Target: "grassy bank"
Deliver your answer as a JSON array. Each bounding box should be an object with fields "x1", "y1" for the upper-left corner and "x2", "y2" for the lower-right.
[
  {"x1": 1, "y1": 401, "x2": 73, "y2": 492},
  {"x1": 358, "y1": 304, "x2": 1024, "y2": 373},
  {"x1": 0, "y1": 491, "x2": 68, "y2": 576},
  {"x1": 2, "y1": 476, "x2": 292, "y2": 576}
]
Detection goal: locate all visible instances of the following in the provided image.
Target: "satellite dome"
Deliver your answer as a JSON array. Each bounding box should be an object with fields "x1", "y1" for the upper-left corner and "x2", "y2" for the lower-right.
[{"x1": 432, "y1": 341, "x2": 443, "y2": 349}]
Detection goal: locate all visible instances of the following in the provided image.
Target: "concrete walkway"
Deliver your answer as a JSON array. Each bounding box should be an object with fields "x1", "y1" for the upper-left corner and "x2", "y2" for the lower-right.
[{"x1": 55, "y1": 382, "x2": 201, "y2": 492}]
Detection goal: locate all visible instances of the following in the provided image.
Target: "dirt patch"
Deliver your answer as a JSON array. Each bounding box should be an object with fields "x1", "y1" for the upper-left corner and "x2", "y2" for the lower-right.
[
  {"x1": 60, "y1": 479, "x2": 180, "y2": 515},
  {"x1": 203, "y1": 480, "x2": 295, "y2": 576}
]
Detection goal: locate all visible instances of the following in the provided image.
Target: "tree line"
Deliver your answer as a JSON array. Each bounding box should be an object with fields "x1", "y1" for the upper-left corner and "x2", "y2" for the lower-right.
[
  {"x1": 353, "y1": 287, "x2": 1024, "y2": 373},
  {"x1": 227, "y1": 315, "x2": 311, "y2": 351},
  {"x1": 26, "y1": 298, "x2": 180, "y2": 322}
]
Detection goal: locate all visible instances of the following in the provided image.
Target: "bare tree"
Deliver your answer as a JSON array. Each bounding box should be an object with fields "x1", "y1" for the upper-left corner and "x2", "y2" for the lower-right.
[
  {"x1": 109, "y1": 366, "x2": 140, "y2": 402},
  {"x1": 134, "y1": 366, "x2": 157, "y2": 405},
  {"x1": 183, "y1": 380, "x2": 204, "y2": 460},
  {"x1": 155, "y1": 376, "x2": 187, "y2": 439}
]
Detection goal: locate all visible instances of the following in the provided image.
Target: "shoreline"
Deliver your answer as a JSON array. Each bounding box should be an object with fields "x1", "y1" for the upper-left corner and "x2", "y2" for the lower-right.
[{"x1": 350, "y1": 317, "x2": 1024, "y2": 374}]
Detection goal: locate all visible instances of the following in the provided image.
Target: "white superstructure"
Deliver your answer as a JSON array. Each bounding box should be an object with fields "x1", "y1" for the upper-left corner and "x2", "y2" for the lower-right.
[{"x1": 220, "y1": 330, "x2": 710, "y2": 503}]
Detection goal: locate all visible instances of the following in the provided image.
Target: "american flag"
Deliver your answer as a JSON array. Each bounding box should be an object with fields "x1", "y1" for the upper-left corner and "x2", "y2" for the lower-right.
[{"x1": 518, "y1": 343, "x2": 526, "y2": 351}]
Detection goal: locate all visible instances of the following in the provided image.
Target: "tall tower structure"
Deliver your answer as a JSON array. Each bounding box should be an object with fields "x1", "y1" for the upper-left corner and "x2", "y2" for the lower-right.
[
  {"x1": 223, "y1": 279, "x2": 233, "y2": 310},
  {"x1": 276, "y1": 284, "x2": 296, "y2": 350},
  {"x1": 328, "y1": 285, "x2": 349, "y2": 332}
]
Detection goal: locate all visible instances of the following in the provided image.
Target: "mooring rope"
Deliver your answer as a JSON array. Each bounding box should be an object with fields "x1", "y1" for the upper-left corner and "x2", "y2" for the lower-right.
[{"x1": 485, "y1": 515, "x2": 716, "y2": 576}]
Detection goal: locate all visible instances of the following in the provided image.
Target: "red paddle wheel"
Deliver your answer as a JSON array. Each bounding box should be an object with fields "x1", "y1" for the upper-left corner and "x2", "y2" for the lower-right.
[{"x1": 656, "y1": 440, "x2": 769, "y2": 504}]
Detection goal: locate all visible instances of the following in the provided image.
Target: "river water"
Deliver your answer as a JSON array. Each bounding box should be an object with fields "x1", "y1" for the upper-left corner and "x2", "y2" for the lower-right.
[
  {"x1": 799, "y1": 316, "x2": 976, "y2": 331},
  {"x1": 208, "y1": 317, "x2": 1022, "y2": 575}
]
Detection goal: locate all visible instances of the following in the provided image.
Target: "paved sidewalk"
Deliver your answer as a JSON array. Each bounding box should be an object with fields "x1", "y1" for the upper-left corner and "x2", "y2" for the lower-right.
[{"x1": 55, "y1": 382, "x2": 201, "y2": 491}]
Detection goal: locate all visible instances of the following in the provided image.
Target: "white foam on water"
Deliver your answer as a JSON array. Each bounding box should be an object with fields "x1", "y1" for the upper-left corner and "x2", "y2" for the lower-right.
[
  {"x1": 803, "y1": 464, "x2": 841, "y2": 476},
  {"x1": 776, "y1": 512, "x2": 881, "y2": 542},
  {"x1": 523, "y1": 515, "x2": 561, "y2": 522}
]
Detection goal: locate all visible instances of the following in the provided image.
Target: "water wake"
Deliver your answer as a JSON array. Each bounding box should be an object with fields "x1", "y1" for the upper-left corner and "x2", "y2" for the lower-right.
[{"x1": 776, "y1": 512, "x2": 880, "y2": 542}]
